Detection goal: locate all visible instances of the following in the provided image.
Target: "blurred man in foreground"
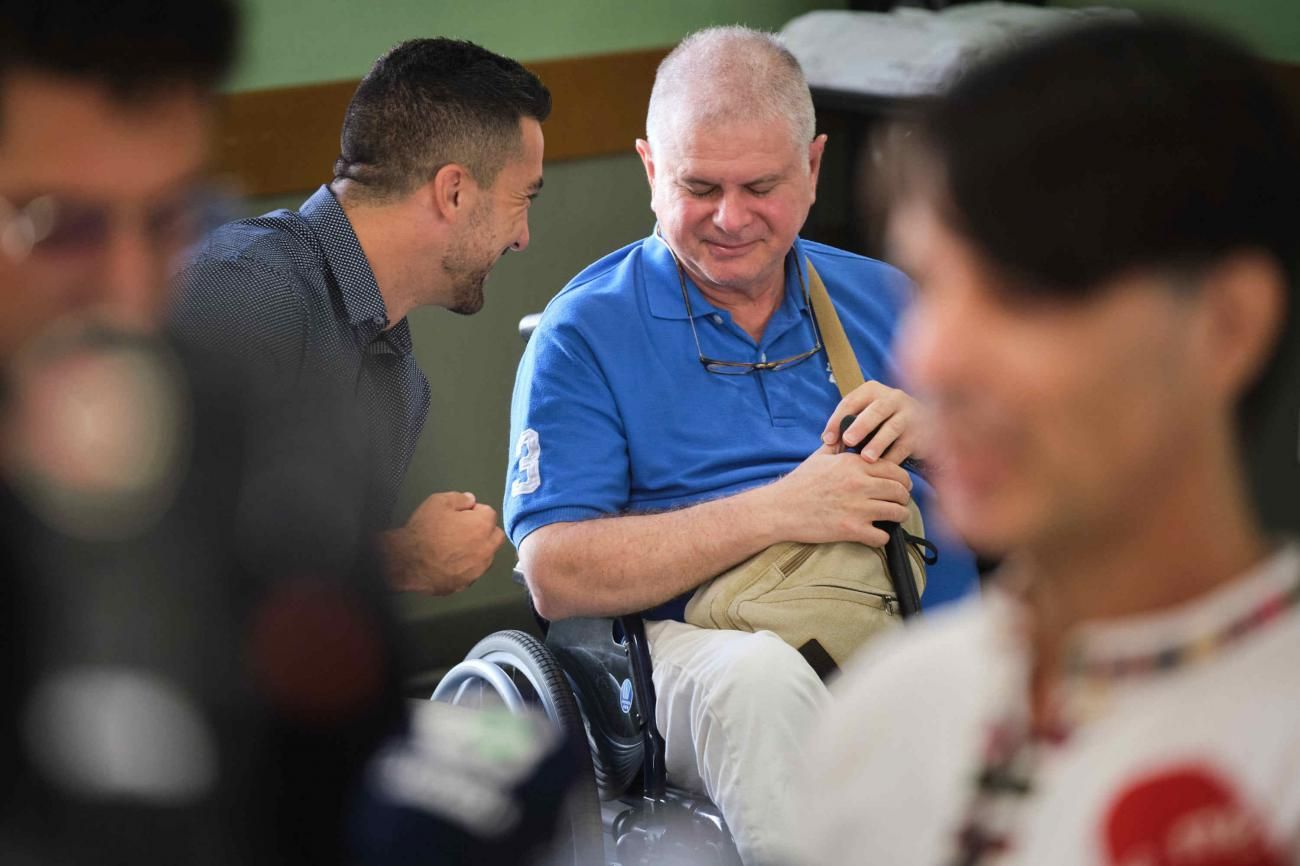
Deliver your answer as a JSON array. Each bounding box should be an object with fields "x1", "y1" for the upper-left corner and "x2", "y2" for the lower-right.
[
  {"x1": 0, "y1": 3, "x2": 227, "y2": 352},
  {"x1": 0, "y1": 3, "x2": 572, "y2": 863},
  {"x1": 791, "y1": 17, "x2": 1300, "y2": 866}
]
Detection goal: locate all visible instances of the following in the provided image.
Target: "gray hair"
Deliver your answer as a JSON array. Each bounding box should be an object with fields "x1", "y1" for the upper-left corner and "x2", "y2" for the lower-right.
[{"x1": 645, "y1": 26, "x2": 816, "y2": 155}]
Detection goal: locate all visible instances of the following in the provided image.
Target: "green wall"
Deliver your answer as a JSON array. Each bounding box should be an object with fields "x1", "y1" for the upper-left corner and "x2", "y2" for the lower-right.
[
  {"x1": 395, "y1": 152, "x2": 654, "y2": 624},
  {"x1": 1051, "y1": 0, "x2": 1300, "y2": 62},
  {"x1": 231, "y1": 0, "x2": 845, "y2": 91}
]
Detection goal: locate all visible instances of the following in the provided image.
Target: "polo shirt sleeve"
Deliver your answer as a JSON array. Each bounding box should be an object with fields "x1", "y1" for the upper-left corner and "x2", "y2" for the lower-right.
[
  {"x1": 503, "y1": 310, "x2": 630, "y2": 547},
  {"x1": 169, "y1": 256, "x2": 308, "y2": 400}
]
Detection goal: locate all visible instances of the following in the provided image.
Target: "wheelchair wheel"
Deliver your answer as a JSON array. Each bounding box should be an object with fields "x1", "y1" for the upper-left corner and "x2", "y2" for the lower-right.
[{"x1": 433, "y1": 630, "x2": 605, "y2": 866}]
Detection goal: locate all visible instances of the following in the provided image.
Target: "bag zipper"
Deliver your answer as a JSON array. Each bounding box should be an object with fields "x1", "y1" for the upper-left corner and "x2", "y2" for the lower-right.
[
  {"x1": 804, "y1": 583, "x2": 899, "y2": 616},
  {"x1": 782, "y1": 544, "x2": 904, "y2": 615}
]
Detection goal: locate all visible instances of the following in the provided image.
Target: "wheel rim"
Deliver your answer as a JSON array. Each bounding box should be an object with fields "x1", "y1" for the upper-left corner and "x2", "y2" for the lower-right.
[
  {"x1": 428, "y1": 633, "x2": 606, "y2": 866},
  {"x1": 430, "y1": 658, "x2": 528, "y2": 712},
  {"x1": 478, "y1": 649, "x2": 569, "y2": 721},
  {"x1": 430, "y1": 648, "x2": 571, "y2": 725}
]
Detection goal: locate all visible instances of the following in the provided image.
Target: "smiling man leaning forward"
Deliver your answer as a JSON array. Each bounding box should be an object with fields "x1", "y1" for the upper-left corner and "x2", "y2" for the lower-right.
[
  {"x1": 173, "y1": 39, "x2": 550, "y2": 597},
  {"x1": 503, "y1": 26, "x2": 979, "y2": 865}
]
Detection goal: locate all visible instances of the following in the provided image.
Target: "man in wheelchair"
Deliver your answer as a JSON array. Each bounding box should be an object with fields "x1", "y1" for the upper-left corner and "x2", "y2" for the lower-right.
[{"x1": 500, "y1": 26, "x2": 979, "y2": 865}]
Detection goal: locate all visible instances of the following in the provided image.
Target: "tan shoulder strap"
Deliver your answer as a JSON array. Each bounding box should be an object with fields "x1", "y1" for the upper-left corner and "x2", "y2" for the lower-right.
[{"x1": 806, "y1": 258, "x2": 864, "y2": 399}]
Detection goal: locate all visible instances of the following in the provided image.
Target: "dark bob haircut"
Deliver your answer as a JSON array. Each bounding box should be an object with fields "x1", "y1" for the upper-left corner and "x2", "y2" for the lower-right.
[{"x1": 905, "y1": 16, "x2": 1300, "y2": 436}]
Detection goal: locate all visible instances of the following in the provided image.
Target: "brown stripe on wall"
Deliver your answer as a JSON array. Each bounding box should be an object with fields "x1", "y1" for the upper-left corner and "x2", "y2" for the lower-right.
[
  {"x1": 216, "y1": 49, "x2": 1300, "y2": 199},
  {"x1": 214, "y1": 46, "x2": 670, "y2": 198},
  {"x1": 1271, "y1": 61, "x2": 1300, "y2": 135}
]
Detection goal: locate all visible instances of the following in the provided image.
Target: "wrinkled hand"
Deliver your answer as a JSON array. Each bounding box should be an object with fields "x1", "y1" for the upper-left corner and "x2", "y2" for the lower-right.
[
  {"x1": 821, "y1": 380, "x2": 927, "y2": 464},
  {"x1": 766, "y1": 445, "x2": 913, "y2": 548},
  {"x1": 382, "y1": 491, "x2": 506, "y2": 594}
]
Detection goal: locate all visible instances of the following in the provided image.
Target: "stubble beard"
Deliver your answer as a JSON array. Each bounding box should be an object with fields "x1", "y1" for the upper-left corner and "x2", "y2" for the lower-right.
[{"x1": 441, "y1": 199, "x2": 496, "y2": 316}]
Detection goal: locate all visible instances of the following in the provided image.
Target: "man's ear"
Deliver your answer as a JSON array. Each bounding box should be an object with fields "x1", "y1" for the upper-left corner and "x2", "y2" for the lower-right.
[
  {"x1": 1198, "y1": 251, "x2": 1286, "y2": 403},
  {"x1": 635, "y1": 138, "x2": 656, "y2": 192},
  {"x1": 807, "y1": 133, "x2": 828, "y2": 202},
  {"x1": 430, "y1": 163, "x2": 477, "y2": 222}
]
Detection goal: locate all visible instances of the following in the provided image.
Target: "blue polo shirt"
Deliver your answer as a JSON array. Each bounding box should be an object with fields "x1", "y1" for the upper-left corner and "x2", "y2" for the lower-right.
[{"x1": 505, "y1": 232, "x2": 978, "y2": 619}]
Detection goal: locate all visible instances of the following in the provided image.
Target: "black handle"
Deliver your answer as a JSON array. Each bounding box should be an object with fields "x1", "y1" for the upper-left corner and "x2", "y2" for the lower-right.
[
  {"x1": 620, "y1": 615, "x2": 667, "y2": 799},
  {"x1": 840, "y1": 414, "x2": 923, "y2": 619}
]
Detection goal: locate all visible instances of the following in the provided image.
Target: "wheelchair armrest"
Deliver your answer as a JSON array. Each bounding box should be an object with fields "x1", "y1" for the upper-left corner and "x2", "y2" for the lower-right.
[
  {"x1": 620, "y1": 615, "x2": 667, "y2": 799},
  {"x1": 512, "y1": 565, "x2": 549, "y2": 638},
  {"x1": 518, "y1": 313, "x2": 542, "y2": 344},
  {"x1": 514, "y1": 560, "x2": 669, "y2": 800}
]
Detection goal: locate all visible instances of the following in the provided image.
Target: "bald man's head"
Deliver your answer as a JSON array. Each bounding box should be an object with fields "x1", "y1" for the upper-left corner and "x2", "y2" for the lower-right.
[{"x1": 645, "y1": 26, "x2": 816, "y2": 155}]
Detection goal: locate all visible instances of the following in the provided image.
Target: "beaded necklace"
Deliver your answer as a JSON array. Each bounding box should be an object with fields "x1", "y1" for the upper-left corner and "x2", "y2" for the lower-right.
[{"x1": 945, "y1": 570, "x2": 1300, "y2": 866}]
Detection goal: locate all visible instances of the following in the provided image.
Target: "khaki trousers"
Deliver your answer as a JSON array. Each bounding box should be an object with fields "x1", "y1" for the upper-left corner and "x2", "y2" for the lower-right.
[{"x1": 645, "y1": 619, "x2": 830, "y2": 866}]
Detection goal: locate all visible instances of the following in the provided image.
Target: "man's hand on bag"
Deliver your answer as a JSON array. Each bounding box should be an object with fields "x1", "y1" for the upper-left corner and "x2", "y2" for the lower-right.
[
  {"x1": 764, "y1": 446, "x2": 913, "y2": 548},
  {"x1": 821, "y1": 380, "x2": 927, "y2": 464},
  {"x1": 382, "y1": 491, "x2": 506, "y2": 594}
]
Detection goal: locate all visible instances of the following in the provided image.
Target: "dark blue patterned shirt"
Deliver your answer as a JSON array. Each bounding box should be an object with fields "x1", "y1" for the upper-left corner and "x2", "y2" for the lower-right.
[{"x1": 171, "y1": 185, "x2": 431, "y2": 528}]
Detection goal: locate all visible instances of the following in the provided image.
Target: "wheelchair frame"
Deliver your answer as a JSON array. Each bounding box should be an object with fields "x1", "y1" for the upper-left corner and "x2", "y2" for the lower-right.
[{"x1": 433, "y1": 574, "x2": 741, "y2": 866}]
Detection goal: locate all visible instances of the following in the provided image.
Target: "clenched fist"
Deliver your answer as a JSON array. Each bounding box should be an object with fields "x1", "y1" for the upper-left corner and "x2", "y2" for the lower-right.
[{"x1": 382, "y1": 491, "x2": 506, "y2": 594}]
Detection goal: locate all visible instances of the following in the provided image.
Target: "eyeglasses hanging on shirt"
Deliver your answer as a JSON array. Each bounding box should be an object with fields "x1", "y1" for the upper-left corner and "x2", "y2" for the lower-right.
[{"x1": 663, "y1": 239, "x2": 823, "y2": 376}]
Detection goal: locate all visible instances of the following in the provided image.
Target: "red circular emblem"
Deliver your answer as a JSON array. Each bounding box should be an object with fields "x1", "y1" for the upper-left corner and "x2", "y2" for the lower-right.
[{"x1": 1104, "y1": 765, "x2": 1284, "y2": 866}]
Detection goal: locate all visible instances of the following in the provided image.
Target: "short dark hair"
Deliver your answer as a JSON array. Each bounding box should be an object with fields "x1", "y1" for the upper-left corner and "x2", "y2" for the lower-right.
[
  {"x1": 0, "y1": 0, "x2": 239, "y2": 102},
  {"x1": 334, "y1": 38, "x2": 552, "y2": 201},
  {"x1": 908, "y1": 17, "x2": 1300, "y2": 434}
]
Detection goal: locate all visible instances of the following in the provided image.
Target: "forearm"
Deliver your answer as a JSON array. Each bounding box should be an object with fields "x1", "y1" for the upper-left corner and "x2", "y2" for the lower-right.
[
  {"x1": 518, "y1": 484, "x2": 787, "y2": 620},
  {"x1": 379, "y1": 528, "x2": 421, "y2": 592}
]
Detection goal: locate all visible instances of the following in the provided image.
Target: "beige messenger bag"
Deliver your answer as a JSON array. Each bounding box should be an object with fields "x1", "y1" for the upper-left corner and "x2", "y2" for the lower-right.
[{"x1": 684, "y1": 260, "x2": 930, "y2": 673}]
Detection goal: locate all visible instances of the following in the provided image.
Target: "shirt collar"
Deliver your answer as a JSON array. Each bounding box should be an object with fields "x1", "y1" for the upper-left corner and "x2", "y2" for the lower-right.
[
  {"x1": 1065, "y1": 540, "x2": 1300, "y2": 666},
  {"x1": 644, "y1": 229, "x2": 810, "y2": 321},
  {"x1": 987, "y1": 539, "x2": 1300, "y2": 681},
  {"x1": 299, "y1": 186, "x2": 398, "y2": 344}
]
